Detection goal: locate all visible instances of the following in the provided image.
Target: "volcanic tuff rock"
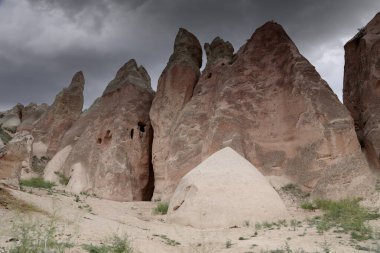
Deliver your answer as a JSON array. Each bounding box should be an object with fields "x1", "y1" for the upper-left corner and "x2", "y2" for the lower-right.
[
  {"x1": 344, "y1": 12, "x2": 380, "y2": 170},
  {"x1": 168, "y1": 147, "x2": 289, "y2": 229},
  {"x1": 0, "y1": 131, "x2": 33, "y2": 189},
  {"x1": 45, "y1": 60, "x2": 155, "y2": 201},
  {"x1": 0, "y1": 103, "x2": 23, "y2": 131},
  {"x1": 150, "y1": 28, "x2": 202, "y2": 200},
  {"x1": 151, "y1": 22, "x2": 374, "y2": 201},
  {"x1": 17, "y1": 103, "x2": 49, "y2": 132},
  {"x1": 31, "y1": 71, "x2": 84, "y2": 158},
  {"x1": 204, "y1": 36, "x2": 234, "y2": 70}
]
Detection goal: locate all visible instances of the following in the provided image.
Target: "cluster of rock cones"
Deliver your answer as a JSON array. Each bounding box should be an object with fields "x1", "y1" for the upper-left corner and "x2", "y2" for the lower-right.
[{"x1": 1, "y1": 13, "x2": 380, "y2": 227}]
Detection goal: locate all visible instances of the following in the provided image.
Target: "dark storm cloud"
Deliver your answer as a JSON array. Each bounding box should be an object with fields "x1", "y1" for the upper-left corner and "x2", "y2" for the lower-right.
[{"x1": 0, "y1": 0, "x2": 379, "y2": 111}]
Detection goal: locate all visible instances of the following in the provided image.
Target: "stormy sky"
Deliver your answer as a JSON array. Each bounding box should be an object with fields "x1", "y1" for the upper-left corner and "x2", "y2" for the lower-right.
[{"x1": 0, "y1": 0, "x2": 379, "y2": 111}]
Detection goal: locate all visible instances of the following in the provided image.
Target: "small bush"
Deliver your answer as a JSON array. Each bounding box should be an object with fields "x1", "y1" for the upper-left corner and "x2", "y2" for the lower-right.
[
  {"x1": 31, "y1": 156, "x2": 49, "y2": 175},
  {"x1": 5, "y1": 216, "x2": 72, "y2": 253},
  {"x1": 153, "y1": 202, "x2": 169, "y2": 215},
  {"x1": 82, "y1": 235, "x2": 133, "y2": 253},
  {"x1": 54, "y1": 171, "x2": 70, "y2": 185},
  {"x1": 20, "y1": 178, "x2": 55, "y2": 189},
  {"x1": 304, "y1": 198, "x2": 380, "y2": 241}
]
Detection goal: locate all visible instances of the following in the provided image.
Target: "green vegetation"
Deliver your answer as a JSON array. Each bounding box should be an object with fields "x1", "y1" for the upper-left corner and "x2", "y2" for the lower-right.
[
  {"x1": 82, "y1": 235, "x2": 133, "y2": 253},
  {"x1": 153, "y1": 202, "x2": 169, "y2": 215},
  {"x1": 0, "y1": 127, "x2": 12, "y2": 144},
  {"x1": 302, "y1": 198, "x2": 380, "y2": 241},
  {"x1": 4, "y1": 217, "x2": 72, "y2": 253},
  {"x1": 20, "y1": 177, "x2": 55, "y2": 189},
  {"x1": 54, "y1": 171, "x2": 70, "y2": 185}
]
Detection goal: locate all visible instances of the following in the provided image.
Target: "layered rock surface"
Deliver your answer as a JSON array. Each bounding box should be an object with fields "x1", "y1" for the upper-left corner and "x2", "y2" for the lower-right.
[
  {"x1": 344, "y1": 12, "x2": 380, "y2": 170},
  {"x1": 31, "y1": 71, "x2": 84, "y2": 157},
  {"x1": 151, "y1": 22, "x2": 374, "y2": 200},
  {"x1": 0, "y1": 104, "x2": 23, "y2": 131},
  {"x1": 150, "y1": 28, "x2": 202, "y2": 200},
  {"x1": 168, "y1": 147, "x2": 289, "y2": 229},
  {"x1": 45, "y1": 60, "x2": 155, "y2": 201},
  {"x1": 0, "y1": 132, "x2": 33, "y2": 188},
  {"x1": 17, "y1": 103, "x2": 49, "y2": 132}
]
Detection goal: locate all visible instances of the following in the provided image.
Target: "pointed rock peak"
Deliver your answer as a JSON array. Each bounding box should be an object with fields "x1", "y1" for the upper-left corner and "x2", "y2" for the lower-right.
[
  {"x1": 68, "y1": 71, "x2": 85, "y2": 91},
  {"x1": 103, "y1": 59, "x2": 152, "y2": 96},
  {"x1": 347, "y1": 12, "x2": 380, "y2": 45},
  {"x1": 167, "y1": 28, "x2": 202, "y2": 70},
  {"x1": 245, "y1": 21, "x2": 293, "y2": 49},
  {"x1": 204, "y1": 36, "x2": 234, "y2": 69}
]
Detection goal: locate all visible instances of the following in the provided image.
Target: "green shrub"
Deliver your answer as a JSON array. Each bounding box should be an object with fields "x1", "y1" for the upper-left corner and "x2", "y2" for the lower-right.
[
  {"x1": 5, "y1": 216, "x2": 72, "y2": 253},
  {"x1": 82, "y1": 235, "x2": 133, "y2": 253},
  {"x1": 54, "y1": 171, "x2": 70, "y2": 185},
  {"x1": 304, "y1": 198, "x2": 380, "y2": 241},
  {"x1": 20, "y1": 178, "x2": 55, "y2": 189},
  {"x1": 153, "y1": 202, "x2": 169, "y2": 215}
]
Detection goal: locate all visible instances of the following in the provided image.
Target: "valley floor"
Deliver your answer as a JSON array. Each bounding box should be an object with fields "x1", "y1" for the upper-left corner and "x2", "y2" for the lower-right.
[{"x1": 0, "y1": 186, "x2": 379, "y2": 253}]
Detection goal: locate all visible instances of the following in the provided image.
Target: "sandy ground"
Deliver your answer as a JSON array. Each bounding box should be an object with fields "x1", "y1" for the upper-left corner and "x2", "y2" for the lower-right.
[{"x1": 0, "y1": 186, "x2": 379, "y2": 253}]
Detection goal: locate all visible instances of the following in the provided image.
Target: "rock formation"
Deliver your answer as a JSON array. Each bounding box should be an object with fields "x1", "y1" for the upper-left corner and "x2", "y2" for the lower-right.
[
  {"x1": 17, "y1": 103, "x2": 49, "y2": 132},
  {"x1": 168, "y1": 147, "x2": 289, "y2": 229},
  {"x1": 45, "y1": 60, "x2": 155, "y2": 201},
  {"x1": 0, "y1": 103, "x2": 23, "y2": 132},
  {"x1": 0, "y1": 132, "x2": 33, "y2": 188},
  {"x1": 151, "y1": 22, "x2": 374, "y2": 201},
  {"x1": 343, "y1": 12, "x2": 380, "y2": 170},
  {"x1": 31, "y1": 71, "x2": 84, "y2": 157},
  {"x1": 149, "y1": 28, "x2": 202, "y2": 200}
]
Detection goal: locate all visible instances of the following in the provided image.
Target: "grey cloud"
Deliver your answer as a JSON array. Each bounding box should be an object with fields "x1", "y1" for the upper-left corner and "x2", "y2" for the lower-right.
[{"x1": 0, "y1": 0, "x2": 379, "y2": 111}]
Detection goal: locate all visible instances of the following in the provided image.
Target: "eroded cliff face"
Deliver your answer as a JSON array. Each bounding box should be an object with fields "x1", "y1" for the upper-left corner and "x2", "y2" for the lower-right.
[
  {"x1": 344, "y1": 12, "x2": 380, "y2": 170},
  {"x1": 45, "y1": 60, "x2": 154, "y2": 201},
  {"x1": 151, "y1": 22, "x2": 374, "y2": 201},
  {"x1": 31, "y1": 72, "x2": 84, "y2": 157},
  {"x1": 149, "y1": 28, "x2": 202, "y2": 200}
]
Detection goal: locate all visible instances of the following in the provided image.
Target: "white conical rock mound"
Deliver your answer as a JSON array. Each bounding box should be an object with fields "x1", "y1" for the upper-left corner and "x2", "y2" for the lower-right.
[{"x1": 167, "y1": 147, "x2": 289, "y2": 229}]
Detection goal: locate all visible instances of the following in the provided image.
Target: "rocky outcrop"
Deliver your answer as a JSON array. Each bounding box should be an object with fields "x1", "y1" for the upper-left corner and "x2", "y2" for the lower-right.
[
  {"x1": 343, "y1": 12, "x2": 380, "y2": 170},
  {"x1": 0, "y1": 132, "x2": 33, "y2": 188},
  {"x1": 168, "y1": 147, "x2": 289, "y2": 229},
  {"x1": 150, "y1": 28, "x2": 202, "y2": 200},
  {"x1": 0, "y1": 104, "x2": 23, "y2": 132},
  {"x1": 31, "y1": 72, "x2": 84, "y2": 157},
  {"x1": 46, "y1": 60, "x2": 154, "y2": 201},
  {"x1": 151, "y1": 22, "x2": 374, "y2": 201},
  {"x1": 204, "y1": 37, "x2": 234, "y2": 70},
  {"x1": 17, "y1": 103, "x2": 49, "y2": 132}
]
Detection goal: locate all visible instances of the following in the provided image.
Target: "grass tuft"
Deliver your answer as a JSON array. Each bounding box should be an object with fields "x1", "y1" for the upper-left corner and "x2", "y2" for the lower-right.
[
  {"x1": 20, "y1": 177, "x2": 55, "y2": 189},
  {"x1": 0, "y1": 127, "x2": 12, "y2": 144},
  {"x1": 153, "y1": 202, "x2": 169, "y2": 215},
  {"x1": 54, "y1": 171, "x2": 70, "y2": 185},
  {"x1": 82, "y1": 235, "x2": 133, "y2": 253},
  {"x1": 302, "y1": 198, "x2": 380, "y2": 241}
]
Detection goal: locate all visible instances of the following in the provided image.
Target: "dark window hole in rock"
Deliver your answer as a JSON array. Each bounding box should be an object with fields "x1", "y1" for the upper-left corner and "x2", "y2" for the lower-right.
[
  {"x1": 207, "y1": 73, "x2": 212, "y2": 79},
  {"x1": 97, "y1": 138, "x2": 102, "y2": 144},
  {"x1": 138, "y1": 122, "x2": 146, "y2": 133},
  {"x1": 130, "y1": 129, "x2": 134, "y2": 139}
]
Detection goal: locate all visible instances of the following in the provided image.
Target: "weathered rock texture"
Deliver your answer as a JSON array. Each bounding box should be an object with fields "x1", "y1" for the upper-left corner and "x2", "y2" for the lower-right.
[
  {"x1": 46, "y1": 60, "x2": 154, "y2": 201},
  {"x1": 344, "y1": 12, "x2": 380, "y2": 170},
  {"x1": 17, "y1": 103, "x2": 49, "y2": 132},
  {"x1": 151, "y1": 22, "x2": 374, "y2": 201},
  {"x1": 168, "y1": 147, "x2": 289, "y2": 229},
  {"x1": 150, "y1": 28, "x2": 202, "y2": 200},
  {"x1": 0, "y1": 104, "x2": 23, "y2": 131},
  {"x1": 31, "y1": 72, "x2": 84, "y2": 157},
  {"x1": 0, "y1": 132, "x2": 33, "y2": 188}
]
